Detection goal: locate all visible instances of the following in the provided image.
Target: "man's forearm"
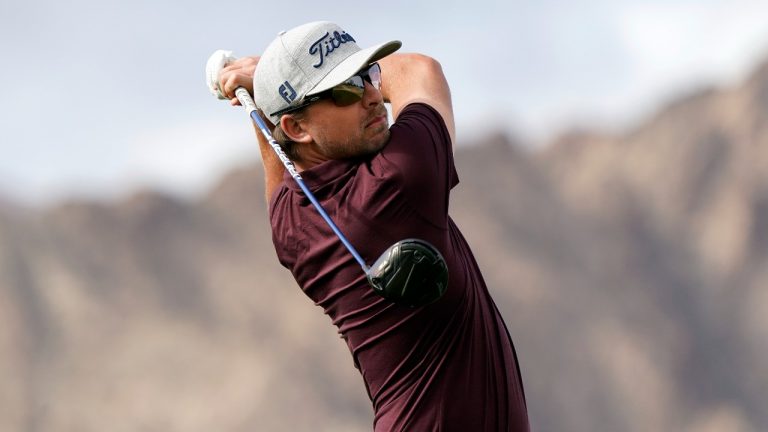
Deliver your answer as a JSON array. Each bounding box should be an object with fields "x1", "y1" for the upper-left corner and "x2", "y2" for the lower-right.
[
  {"x1": 252, "y1": 119, "x2": 286, "y2": 204},
  {"x1": 377, "y1": 53, "x2": 456, "y2": 144}
]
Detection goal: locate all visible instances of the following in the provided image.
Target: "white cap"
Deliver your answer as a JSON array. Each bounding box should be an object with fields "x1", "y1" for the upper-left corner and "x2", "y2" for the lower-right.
[{"x1": 253, "y1": 21, "x2": 401, "y2": 124}]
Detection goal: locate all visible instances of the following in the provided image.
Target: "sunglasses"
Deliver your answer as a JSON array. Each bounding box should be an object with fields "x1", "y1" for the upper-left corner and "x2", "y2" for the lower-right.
[{"x1": 271, "y1": 63, "x2": 382, "y2": 117}]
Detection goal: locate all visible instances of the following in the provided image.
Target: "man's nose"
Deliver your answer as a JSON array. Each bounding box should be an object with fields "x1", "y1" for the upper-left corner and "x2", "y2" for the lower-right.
[{"x1": 362, "y1": 80, "x2": 383, "y2": 106}]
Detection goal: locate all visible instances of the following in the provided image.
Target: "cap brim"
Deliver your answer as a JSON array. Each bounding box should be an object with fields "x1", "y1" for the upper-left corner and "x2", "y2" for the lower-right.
[{"x1": 306, "y1": 40, "x2": 402, "y2": 96}]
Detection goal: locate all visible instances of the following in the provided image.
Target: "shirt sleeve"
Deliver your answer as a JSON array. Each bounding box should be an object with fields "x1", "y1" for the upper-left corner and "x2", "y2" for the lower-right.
[{"x1": 376, "y1": 103, "x2": 459, "y2": 228}]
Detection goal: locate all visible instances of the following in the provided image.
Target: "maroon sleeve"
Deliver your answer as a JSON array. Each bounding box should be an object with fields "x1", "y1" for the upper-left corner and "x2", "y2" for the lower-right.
[{"x1": 376, "y1": 103, "x2": 459, "y2": 228}]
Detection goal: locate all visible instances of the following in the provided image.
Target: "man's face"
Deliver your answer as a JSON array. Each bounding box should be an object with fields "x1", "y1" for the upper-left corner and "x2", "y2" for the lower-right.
[{"x1": 300, "y1": 81, "x2": 390, "y2": 160}]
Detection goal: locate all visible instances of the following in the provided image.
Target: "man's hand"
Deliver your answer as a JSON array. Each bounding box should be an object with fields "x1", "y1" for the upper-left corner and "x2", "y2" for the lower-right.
[
  {"x1": 206, "y1": 50, "x2": 260, "y2": 107},
  {"x1": 217, "y1": 56, "x2": 260, "y2": 107}
]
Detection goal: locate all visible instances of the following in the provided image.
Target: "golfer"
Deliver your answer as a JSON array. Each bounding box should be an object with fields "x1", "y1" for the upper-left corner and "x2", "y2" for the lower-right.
[{"x1": 215, "y1": 21, "x2": 530, "y2": 431}]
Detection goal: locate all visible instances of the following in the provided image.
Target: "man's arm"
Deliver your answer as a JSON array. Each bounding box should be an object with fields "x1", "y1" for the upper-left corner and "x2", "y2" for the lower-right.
[
  {"x1": 218, "y1": 56, "x2": 285, "y2": 203},
  {"x1": 252, "y1": 115, "x2": 286, "y2": 204},
  {"x1": 377, "y1": 53, "x2": 456, "y2": 146}
]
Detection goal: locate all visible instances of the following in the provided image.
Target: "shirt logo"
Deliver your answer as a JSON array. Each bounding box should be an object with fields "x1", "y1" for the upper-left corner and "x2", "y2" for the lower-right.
[
  {"x1": 308, "y1": 31, "x2": 356, "y2": 68},
  {"x1": 279, "y1": 81, "x2": 297, "y2": 104}
]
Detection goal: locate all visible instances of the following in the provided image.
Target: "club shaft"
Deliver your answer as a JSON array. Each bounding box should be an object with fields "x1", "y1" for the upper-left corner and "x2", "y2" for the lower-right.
[{"x1": 235, "y1": 88, "x2": 370, "y2": 272}]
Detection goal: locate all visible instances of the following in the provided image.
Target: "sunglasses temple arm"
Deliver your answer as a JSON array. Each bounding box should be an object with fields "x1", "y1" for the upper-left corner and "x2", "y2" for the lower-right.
[{"x1": 234, "y1": 88, "x2": 371, "y2": 273}]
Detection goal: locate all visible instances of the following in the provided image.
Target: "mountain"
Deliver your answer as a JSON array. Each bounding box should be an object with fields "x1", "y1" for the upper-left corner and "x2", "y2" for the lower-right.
[{"x1": 2, "y1": 60, "x2": 767, "y2": 431}]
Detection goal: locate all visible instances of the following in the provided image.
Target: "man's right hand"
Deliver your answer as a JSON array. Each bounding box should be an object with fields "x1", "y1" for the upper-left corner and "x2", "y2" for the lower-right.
[{"x1": 217, "y1": 56, "x2": 260, "y2": 107}]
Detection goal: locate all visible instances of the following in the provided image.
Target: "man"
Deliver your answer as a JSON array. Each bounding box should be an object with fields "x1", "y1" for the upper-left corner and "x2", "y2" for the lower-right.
[{"x1": 216, "y1": 21, "x2": 530, "y2": 431}]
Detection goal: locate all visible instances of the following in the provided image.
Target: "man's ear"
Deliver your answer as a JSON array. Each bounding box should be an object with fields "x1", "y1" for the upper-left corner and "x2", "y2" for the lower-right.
[{"x1": 279, "y1": 115, "x2": 313, "y2": 144}]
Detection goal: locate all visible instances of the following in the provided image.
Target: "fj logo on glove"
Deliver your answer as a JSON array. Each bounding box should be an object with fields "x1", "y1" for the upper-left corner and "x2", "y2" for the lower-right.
[
  {"x1": 279, "y1": 81, "x2": 297, "y2": 104},
  {"x1": 309, "y1": 31, "x2": 356, "y2": 68}
]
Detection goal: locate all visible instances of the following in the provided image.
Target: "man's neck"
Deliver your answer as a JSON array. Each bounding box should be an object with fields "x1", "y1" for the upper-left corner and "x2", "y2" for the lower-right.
[{"x1": 294, "y1": 143, "x2": 329, "y2": 172}]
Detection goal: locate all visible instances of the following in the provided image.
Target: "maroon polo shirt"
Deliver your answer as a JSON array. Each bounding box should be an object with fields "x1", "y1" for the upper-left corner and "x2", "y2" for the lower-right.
[{"x1": 269, "y1": 103, "x2": 529, "y2": 431}]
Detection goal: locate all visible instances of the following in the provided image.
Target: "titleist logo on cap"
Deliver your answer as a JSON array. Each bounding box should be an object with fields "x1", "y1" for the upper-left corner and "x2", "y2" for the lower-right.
[{"x1": 309, "y1": 31, "x2": 356, "y2": 68}]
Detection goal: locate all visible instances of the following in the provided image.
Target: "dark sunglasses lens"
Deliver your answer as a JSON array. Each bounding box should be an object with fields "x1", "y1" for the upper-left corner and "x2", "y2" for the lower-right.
[
  {"x1": 365, "y1": 63, "x2": 381, "y2": 88},
  {"x1": 331, "y1": 82, "x2": 364, "y2": 106},
  {"x1": 328, "y1": 64, "x2": 382, "y2": 107},
  {"x1": 344, "y1": 75, "x2": 365, "y2": 90}
]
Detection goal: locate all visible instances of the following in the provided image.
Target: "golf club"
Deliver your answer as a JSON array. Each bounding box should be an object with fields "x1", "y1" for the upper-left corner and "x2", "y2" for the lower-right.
[{"x1": 206, "y1": 50, "x2": 448, "y2": 307}]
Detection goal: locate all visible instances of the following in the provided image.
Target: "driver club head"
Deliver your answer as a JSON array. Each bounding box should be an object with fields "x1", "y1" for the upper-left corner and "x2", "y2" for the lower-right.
[{"x1": 366, "y1": 239, "x2": 448, "y2": 307}]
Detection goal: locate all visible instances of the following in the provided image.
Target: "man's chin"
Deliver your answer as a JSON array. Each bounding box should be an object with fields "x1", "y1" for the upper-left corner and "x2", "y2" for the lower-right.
[{"x1": 367, "y1": 128, "x2": 390, "y2": 153}]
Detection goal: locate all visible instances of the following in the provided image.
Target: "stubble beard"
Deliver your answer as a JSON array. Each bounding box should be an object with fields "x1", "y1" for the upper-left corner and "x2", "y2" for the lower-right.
[{"x1": 318, "y1": 105, "x2": 390, "y2": 159}]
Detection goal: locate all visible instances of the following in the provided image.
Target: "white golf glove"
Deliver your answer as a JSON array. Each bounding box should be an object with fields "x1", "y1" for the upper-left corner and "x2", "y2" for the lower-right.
[{"x1": 205, "y1": 49, "x2": 237, "y2": 100}]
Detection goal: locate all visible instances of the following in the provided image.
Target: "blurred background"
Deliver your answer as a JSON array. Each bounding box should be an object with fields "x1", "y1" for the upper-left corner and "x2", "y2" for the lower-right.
[{"x1": 1, "y1": 0, "x2": 767, "y2": 431}]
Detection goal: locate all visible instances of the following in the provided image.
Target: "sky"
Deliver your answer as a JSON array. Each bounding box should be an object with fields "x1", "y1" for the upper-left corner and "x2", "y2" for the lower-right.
[{"x1": 2, "y1": 0, "x2": 768, "y2": 205}]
